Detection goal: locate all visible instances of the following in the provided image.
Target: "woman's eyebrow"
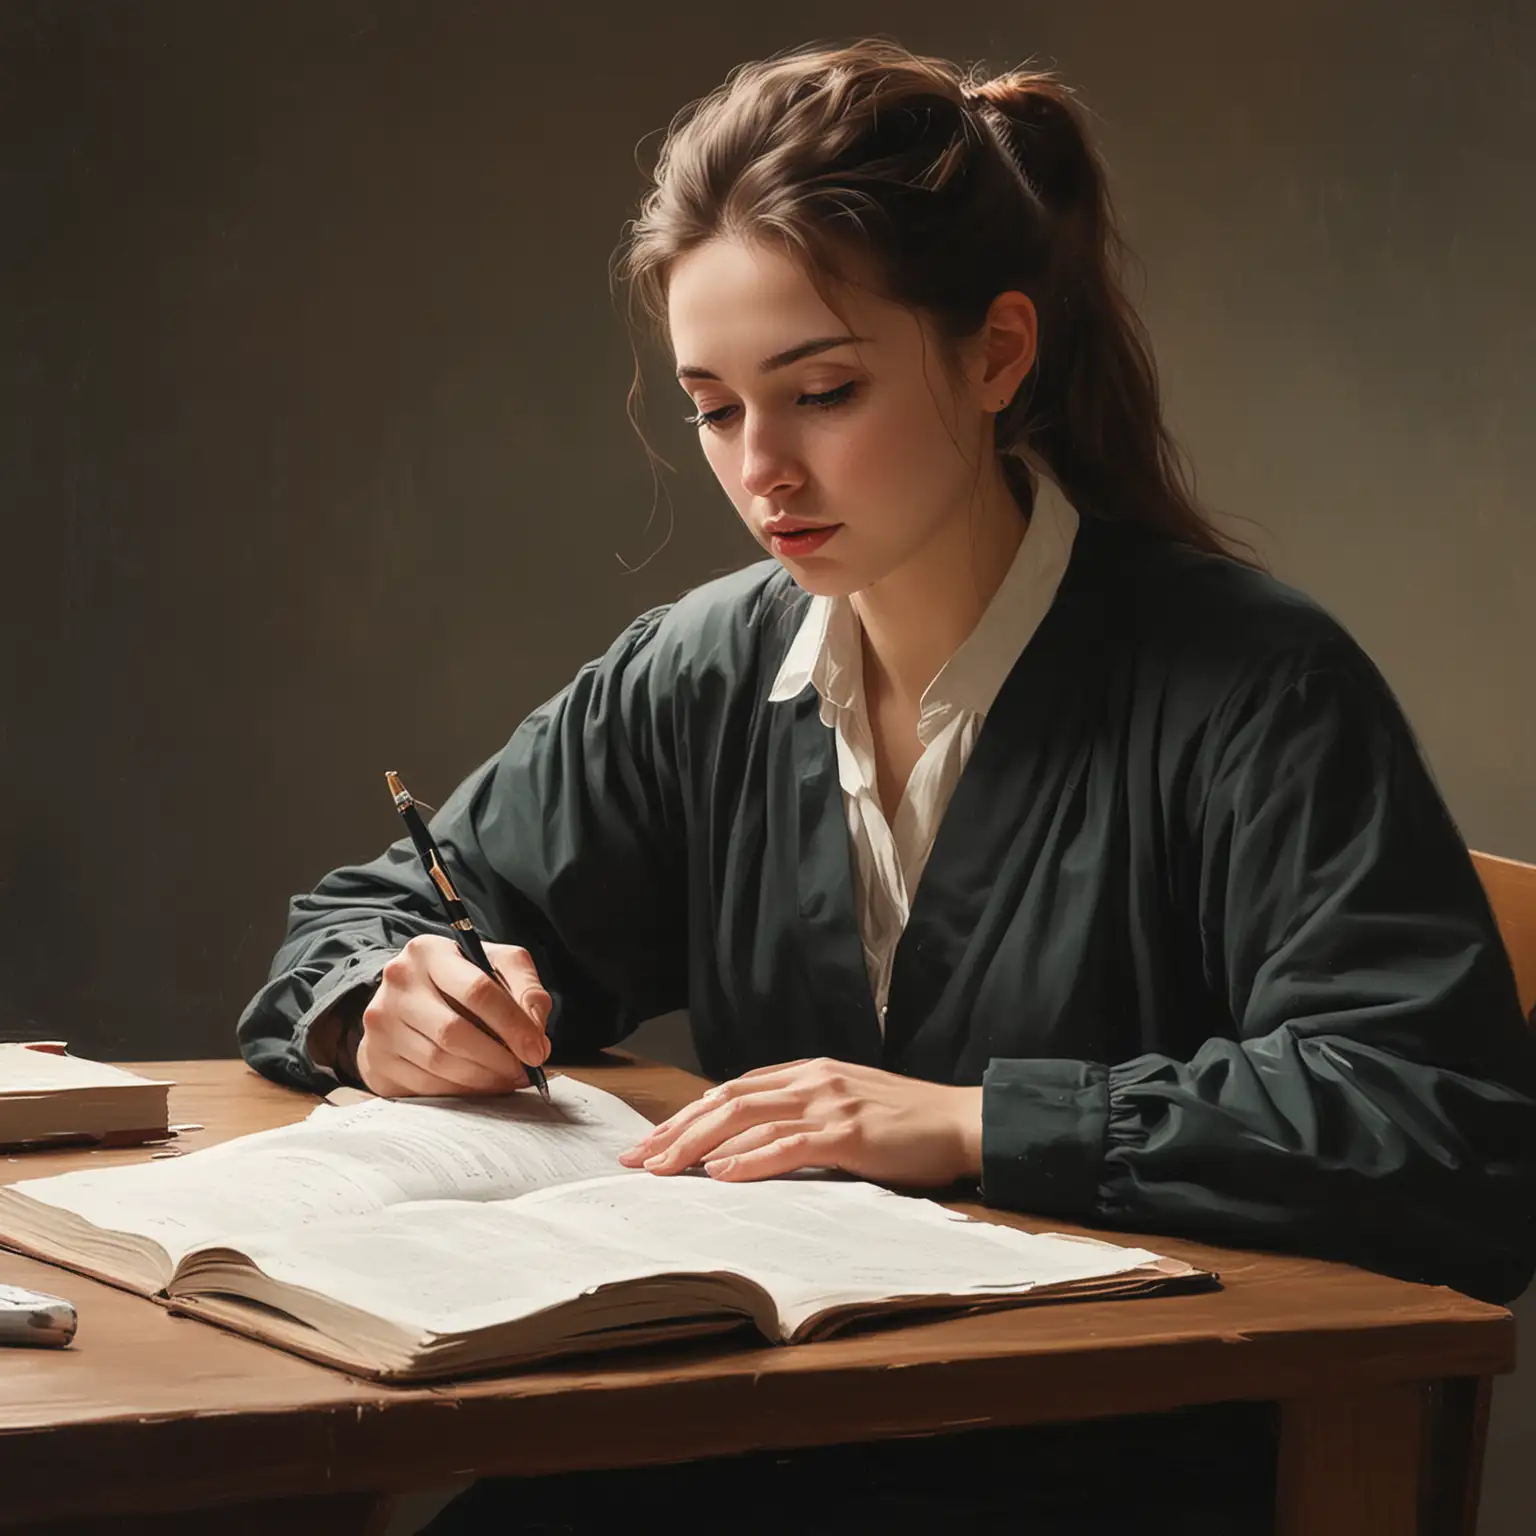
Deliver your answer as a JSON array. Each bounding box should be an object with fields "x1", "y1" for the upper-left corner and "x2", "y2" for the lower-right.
[{"x1": 675, "y1": 334, "x2": 870, "y2": 382}]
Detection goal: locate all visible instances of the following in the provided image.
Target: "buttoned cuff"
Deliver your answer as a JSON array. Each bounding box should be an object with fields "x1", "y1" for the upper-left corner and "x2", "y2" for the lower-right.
[
  {"x1": 980, "y1": 1057, "x2": 1110, "y2": 1217},
  {"x1": 290, "y1": 950, "x2": 393, "y2": 1087}
]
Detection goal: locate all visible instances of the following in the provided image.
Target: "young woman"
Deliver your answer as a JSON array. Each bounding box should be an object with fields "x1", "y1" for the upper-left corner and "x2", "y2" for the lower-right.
[{"x1": 239, "y1": 38, "x2": 1536, "y2": 1532}]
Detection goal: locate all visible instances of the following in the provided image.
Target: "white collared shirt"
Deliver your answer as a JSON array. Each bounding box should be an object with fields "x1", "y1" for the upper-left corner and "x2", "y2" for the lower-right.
[{"x1": 767, "y1": 474, "x2": 1080, "y2": 1030}]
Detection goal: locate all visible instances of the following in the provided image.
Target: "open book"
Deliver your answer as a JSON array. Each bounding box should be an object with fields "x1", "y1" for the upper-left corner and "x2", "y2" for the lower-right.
[{"x1": 0, "y1": 1076, "x2": 1213, "y2": 1381}]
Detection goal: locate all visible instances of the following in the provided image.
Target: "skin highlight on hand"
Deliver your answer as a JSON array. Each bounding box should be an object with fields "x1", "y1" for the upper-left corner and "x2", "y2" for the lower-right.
[
  {"x1": 354, "y1": 934, "x2": 551, "y2": 1099},
  {"x1": 618, "y1": 1058, "x2": 983, "y2": 1187}
]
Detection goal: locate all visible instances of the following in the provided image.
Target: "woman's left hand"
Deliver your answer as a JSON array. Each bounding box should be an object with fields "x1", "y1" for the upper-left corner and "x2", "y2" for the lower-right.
[{"x1": 617, "y1": 1058, "x2": 983, "y2": 1187}]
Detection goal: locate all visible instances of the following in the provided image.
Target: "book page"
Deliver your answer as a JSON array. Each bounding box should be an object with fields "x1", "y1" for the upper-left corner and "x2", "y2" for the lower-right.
[
  {"x1": 0, "y1": 1044, "x2": 171, "y2": 1092},
  {"x1": 517, "y1": 1174, "x2": 1168, "y2": 1335},
  {"x1": 184, "y1": 1173, "x2": 1170, "y2": 1353},
  {"x1": 200, "y1": 1198, "x2": 722, "y2": 1339},
  {"x1": 7, "y1": 1076, "x2": 652, "y2": 1268}
]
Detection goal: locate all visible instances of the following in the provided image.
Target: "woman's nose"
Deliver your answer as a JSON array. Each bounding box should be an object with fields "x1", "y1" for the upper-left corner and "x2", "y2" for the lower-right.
[{"x1": 738, "y1": 418, "x2": 804, "y2": 500}]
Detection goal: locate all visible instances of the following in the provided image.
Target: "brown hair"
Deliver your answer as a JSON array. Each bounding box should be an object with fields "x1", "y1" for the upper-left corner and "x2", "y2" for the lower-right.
[{"x1": 617, "y1": 38, "x2": 1259, "y2": 565}]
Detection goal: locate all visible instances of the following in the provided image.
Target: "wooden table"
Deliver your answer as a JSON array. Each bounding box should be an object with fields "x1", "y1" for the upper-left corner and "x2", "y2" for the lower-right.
[{"x1": 0, "y1": 1058, "x2": 1515, "y2": 1535}]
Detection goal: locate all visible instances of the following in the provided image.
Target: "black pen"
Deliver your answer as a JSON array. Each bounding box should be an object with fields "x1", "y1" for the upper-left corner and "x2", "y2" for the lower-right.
[{"x1": 385, "y1": 771, "x2": 551, "y2": 1103}]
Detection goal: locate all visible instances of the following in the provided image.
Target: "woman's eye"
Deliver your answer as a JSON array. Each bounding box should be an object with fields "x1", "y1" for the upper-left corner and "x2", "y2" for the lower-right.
[{"x1": 684, "y1": 381, "x2": 860, "y2": 430}]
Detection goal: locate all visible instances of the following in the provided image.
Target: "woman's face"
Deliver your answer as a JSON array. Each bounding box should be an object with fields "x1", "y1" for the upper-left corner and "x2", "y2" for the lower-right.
[{"x1": 667, "y1": 238, "x2": 998, "y2": 598}]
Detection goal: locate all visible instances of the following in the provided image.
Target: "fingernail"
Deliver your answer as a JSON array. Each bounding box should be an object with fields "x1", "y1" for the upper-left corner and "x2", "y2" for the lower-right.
[
  {"x1": 706, "y1": 1157, "x2": 734, "y2": 1175},
  {"x1": 643, "y1": 1153, "x2": 667, "y2": 1170}
]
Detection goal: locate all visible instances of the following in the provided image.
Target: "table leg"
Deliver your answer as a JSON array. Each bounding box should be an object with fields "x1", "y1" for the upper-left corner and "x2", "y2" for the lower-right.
[
  {"x1": 1277, "y1": 1384, "x2": 1424, "y2": 1536},
  {"x1": 1421, "y1": 1376, "x2": 1494, "y2": 1536}
]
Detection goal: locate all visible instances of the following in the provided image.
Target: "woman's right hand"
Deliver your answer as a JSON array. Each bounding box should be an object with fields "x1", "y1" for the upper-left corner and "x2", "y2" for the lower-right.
[{"x1": 354, "y1": 935, "x2": 552, "y2": 1097}]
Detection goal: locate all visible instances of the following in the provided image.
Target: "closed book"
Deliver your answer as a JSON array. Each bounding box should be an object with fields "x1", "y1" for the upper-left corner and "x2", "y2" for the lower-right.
[{"x1": 0, "y1": 1043, "x2": 171, "y2": 1151}]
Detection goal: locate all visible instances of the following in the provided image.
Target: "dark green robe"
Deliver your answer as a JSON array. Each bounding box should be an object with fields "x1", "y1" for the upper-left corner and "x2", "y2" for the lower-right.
[{"x1": 238, "y1": 514, "x2": 1536, "y2": 1304}]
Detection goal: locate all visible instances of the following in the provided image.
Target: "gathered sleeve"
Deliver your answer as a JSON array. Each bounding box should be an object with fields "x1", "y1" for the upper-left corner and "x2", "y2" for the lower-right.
[{"x1": 981, "y1": 655, "x2": 1536, "y2": 1303}]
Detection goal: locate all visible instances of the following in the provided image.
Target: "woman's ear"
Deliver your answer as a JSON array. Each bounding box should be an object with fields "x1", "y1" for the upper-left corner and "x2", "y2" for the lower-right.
[{"x1": 976, "y1": 290, "x2": 1038, "y2": 411}]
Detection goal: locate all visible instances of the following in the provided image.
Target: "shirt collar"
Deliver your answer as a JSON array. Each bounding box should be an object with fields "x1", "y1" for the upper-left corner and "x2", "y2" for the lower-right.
[{"x1": 768, "y1": 472, "x2": 1080, "y2": 727}]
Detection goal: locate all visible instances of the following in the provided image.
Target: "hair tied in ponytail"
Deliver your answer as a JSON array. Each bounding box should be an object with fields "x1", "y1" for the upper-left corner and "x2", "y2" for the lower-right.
[{"x1": 972, "y1": 78, "x2": 1093, "y2": 224}]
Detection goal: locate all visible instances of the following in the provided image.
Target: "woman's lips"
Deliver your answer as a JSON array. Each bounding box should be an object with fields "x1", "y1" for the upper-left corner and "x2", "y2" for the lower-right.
[{"x1": 768, "y1": 524, "x2": 841, "y2": 557}]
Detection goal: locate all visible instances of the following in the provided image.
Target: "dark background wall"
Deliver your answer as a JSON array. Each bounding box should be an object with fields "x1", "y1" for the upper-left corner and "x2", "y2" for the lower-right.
[{"x1": 3, "y1": 1, "x2": 1533, "y2": 1522}]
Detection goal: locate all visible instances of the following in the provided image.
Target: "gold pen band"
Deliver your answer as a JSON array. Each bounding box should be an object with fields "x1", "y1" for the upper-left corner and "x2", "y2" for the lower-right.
[{"x1": 427, "y1": 852, "x2": 462, "y2": 905}]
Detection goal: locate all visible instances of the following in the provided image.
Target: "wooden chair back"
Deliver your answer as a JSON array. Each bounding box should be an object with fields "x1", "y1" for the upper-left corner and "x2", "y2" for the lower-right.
[
  {"x1": 1470, "y1": 849, "x2": 1536, "y2": 1020},
  {"x1": 1421, "y1": 849, "x2": 1536, "y2": 1536}
]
